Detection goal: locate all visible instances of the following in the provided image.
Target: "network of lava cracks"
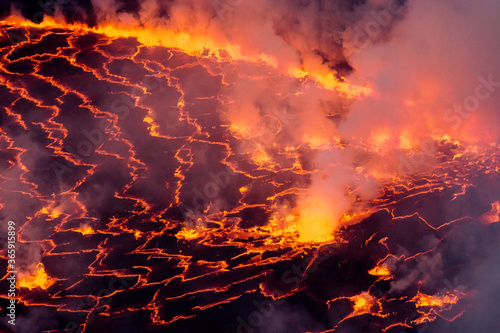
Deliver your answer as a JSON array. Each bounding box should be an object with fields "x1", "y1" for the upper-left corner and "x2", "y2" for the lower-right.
[{"x1": 0, "y1": 19, "x2": 499, "y2": 333}]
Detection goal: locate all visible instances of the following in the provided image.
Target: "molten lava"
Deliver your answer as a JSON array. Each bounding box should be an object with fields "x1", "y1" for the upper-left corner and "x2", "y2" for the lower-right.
[
  {"x1": 17, "y1": 263, "x2": 55, "y2": 291},
  {"x1": 0, "y1": 2, "x2": 499, "y2": 332}
]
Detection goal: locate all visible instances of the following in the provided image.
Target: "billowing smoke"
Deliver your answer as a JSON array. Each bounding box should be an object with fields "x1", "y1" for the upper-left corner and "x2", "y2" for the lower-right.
[{"x1": 341, "y1": 0, "x2": 500, "y2": 147}]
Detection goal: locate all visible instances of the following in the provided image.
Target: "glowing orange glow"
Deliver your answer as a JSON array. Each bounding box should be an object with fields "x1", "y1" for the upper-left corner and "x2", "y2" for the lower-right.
[
  {"x1": 250, "y1": 145, "x2": 272, "y2": 165},
  {"x1": 349, "y1": 292, "x2": 377, "y2": 317},
  {"x1": 143, "y1": 116, "x2": 161, "y2": 137},
  {"x1": 75, "y1": 225, "x2": 94, "y2": 235},
  {"x1": 399, "y1": 132, "x2": 415, "y2": 150},
  {"x1": 289, "y1": 69, "x2": 372, "y2": 98},
  {"x1": 301, "y1": 133, "x2": 340, "y2": 150},
  {"x1": 1, "y1": 15, "x2": 371, "y2": 96},
  {"x1": 18, "y1": 263, "x2": 55, "y2": 290},
  {"x1": 176, "y1": 228, "x2": 204, "y2": 240},
  {"x1": 4, "y1": 16, "x2": 275, "y2": 66},
  {"x1": 295, "y1": 204, "x2": 336, "y2": 243},
  {"x1": 368, "y1": 266, "x2": 392, "y2": 279},
  {"x1": 371, "y1": 131, "x2": 390, "y2": 153},
  {"x1": 411, "y1": 291, "x2": 460, "y2": 309},
  {"x1": 41, "y1": 207, "x2": 61, "y2": 219}
]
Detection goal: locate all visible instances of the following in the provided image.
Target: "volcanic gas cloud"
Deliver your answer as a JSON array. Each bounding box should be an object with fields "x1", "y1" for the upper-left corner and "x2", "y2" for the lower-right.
[{"x1": 0, "y1": 0, "x2": 499, "y2": 332}]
